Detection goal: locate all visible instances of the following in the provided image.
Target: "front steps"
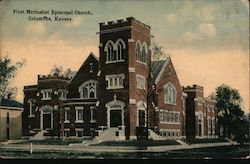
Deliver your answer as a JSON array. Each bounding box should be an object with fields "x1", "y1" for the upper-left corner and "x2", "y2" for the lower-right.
[
  {"x1": 148, "y1": 129, "x2": 165, "y2": 140},
  {"x1": 95, "y1": 127, "x2": 125, "y2": 142},
  {"x1": 31, "y1": 131, "x2": 45, "y2": 140}
]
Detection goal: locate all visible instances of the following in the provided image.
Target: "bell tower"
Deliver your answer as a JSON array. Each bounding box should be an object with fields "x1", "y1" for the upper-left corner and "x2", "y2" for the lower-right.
[{"x1": 97, "y1": 17, "x2": 151, "y2": 140}]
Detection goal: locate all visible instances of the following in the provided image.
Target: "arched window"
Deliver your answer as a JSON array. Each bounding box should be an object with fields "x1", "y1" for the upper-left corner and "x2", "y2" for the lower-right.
[
  {"x1": 164, "y1": 83, "x2": 177, "y2": 104},
  {"x1": 136, "y1": 41, "x2": 147, "y2": 64},
  {"x1": 137, "y1": 101, "x2": 147, "y2": 127},
  {"x1": 83, "y1": 87, "x2": 88, "y2": 98},
  {"x1": 79, "y1": 80, "x2": 97, "y2": 99},
  {"x1": 115, "y1": 39, "x2": 126, "y2": 62},
  {"x1": 104, "y1": 40, "x2": 115, "y2": 62},
  {"x1": 117, "y1": 42, "x2": 123, "y2": 61},
  {"x1": 107, "y1": 43, "x2": 114, "y2": 61},
  {"x1": 136, "y1": 41, "x2": 141, "y2": 61},
  {"x1": 142, "y1": 43, "x2": 147, "y2": 63},
  {"x1": 89, "y1": 88, "x2": 95, "y2": 98},
  {"x1": 104, "y1": 39, "x2": 126, "y2": 63},
  {"x1": 28, "y1": 99, "x2": 36, "y2": 116}
]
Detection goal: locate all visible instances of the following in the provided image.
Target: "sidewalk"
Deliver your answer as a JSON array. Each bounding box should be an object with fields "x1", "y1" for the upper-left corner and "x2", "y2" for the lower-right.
[{"x1": 0, "y1": 141, "x2": 239, "y2": 153}]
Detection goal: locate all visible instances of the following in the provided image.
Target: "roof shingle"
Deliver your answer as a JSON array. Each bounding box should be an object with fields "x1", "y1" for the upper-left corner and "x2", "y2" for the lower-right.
[{"x1": 151, "y1": 58, "x2": 170, "y2": 81}]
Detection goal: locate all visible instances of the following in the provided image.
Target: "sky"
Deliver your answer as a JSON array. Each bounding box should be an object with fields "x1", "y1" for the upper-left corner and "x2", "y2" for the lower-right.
[{"x1": 0, "y1": 0, "x2": 249, "y2": 114}]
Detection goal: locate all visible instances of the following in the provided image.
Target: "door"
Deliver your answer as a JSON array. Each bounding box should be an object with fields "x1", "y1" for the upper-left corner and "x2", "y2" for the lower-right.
[
  {"x1": 139, "y1": 110, "x2": 146, "y2": 127},
  {"x1": 110, "y1": 110, "x2": 122, "y2": 127},
  {"x1": 198, "y1": 124, "x2": 202, "y2": 136},
  {"x1": 43, "y1": 114, "x2": 52, "y2": 130},
  {"x1": 6, "y1": 128, "x2": 10, "y2": 140}
]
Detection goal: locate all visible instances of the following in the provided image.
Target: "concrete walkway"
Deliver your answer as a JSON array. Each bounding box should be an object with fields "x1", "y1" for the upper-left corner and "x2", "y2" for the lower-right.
[{"x1": 0, "y1": 141, "x2": 239, "y2": 153}]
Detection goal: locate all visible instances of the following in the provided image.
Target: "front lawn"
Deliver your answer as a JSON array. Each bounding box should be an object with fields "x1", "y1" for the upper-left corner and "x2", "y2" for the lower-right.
[
  {"x1": 13, "y1": 139, "x2": 90, "y2": 145},
  {"x1": 182, "y1": 138, "x2": 229, "y2": 144},
  {"x1": 92, "y1": 139, "x2": 180, "y2": 146}
]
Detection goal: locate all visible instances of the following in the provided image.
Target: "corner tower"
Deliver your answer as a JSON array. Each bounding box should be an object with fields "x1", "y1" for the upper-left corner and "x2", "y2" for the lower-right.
[{"x1": 97, "y1": 17, "x2": 151, "y2": 140}]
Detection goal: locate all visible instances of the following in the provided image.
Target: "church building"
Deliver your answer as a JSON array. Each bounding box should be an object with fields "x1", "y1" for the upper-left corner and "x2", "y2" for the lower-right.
[{"x1": 22, "y1": 17, "x2": 217, "y2": 140}]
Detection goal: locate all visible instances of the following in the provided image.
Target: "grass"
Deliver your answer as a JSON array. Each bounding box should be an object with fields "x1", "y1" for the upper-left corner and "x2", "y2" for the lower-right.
[
  {"x1": 12, "y1": 138, "x2": 230, "y2": 147},
  {"x1": 92, "y1": 139, "x2": 180, "y2": 146},
  {"x1": 13, "y1": 139, "x2": 89, "y2": 145},
  {"x1": 183, "y1": 138, "x2": 229, "y2": 144},
  {"x1": 0, "y1": 145, "x2": 249, "y2": 159}
]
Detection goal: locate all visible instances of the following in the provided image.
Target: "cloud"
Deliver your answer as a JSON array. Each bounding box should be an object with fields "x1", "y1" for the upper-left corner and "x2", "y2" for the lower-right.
[
  {"x1": 165, "y1": 13, "x2": 177, "y2": 23},
  {"x1": 24, "y1": 22, "x2": 46, "y2": 34},
  {"x1": 201, "y1": 4, "x2": 216, "y2": 22},
  {"x1": 198, "y1": 23, "x2": 217, "y2": 36},
  {"x1": 2, "y1": 35, "x2": 98, "y2": 103},
  {"x1": 65, "y1": 16, "x2": 84, "y2": 28},
  {"x1": 178, "y1": 23, "x2": 216, "y2": 43},
  {"x1": 241, "y1": 0, "x2": 249, "y2": 12},
  {"x1": 168, "y1": 48, "x2": 249, "y2": 113},
  {"x1": 180, "y1": 0, "x2": 194, "y2": 17},
  {"x1": 178, "y1": 32, "x2": 200, "y2": 42}
]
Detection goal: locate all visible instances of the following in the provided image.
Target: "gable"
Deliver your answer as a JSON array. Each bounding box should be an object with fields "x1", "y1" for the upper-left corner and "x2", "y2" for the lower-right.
[
  {"x1": 151, "y1": 58, "x2": 171, "y2": 84},
  {"x1": 151, "y1": 60, "x2": 167, "y2": 82},
  {"x1": 67, "y1": 53, "x2": 99, "y2": 98},
  {"x1": 156, "y1": 58, "x2": 182, "y2": 88}
]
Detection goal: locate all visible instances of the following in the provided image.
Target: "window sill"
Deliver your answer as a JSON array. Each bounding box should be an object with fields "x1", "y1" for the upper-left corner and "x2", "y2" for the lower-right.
[
  {"x1": 137, "y1": 87, "x2": 146, "y2": 90},
  {"x1": 164, "y1": 102, "x2": 177, "y2": 105},
  {"x1": 44, "y1": 128, "x2": 53, "y2": 130},
  {"x1": 90, "y1": 120, "x2": 96, "y2": 123},
  {"x1": 136, "y1": 60, "x2": 147, "y2": 65},
  {"x1": 28, "y1": 115, "x2": 35, "y2": 118},
  {"x1": 42, "y1": 98, "x2": 52, "y2": 101},
  {"x1": 75, "y1": 120, "x2": 84, "y2": 123},
  {"x1": 105, "y1": 60, "x2": 125, "y2": 64},
  {"x1": 64, "y1": 121, "x2": 70, "y2": 123},
  {"x1": 137, "y1": 125, "x2": 147, "y2": 128},
  {"x1": 80, "y1": 98, "x2": 97, "y2": 100},
  {"x1": 107, "y1": 86, "x2": 124, "y2": 90},
  {"x1": 159, "y1": 122, "x2": 180, "y2": 125}
]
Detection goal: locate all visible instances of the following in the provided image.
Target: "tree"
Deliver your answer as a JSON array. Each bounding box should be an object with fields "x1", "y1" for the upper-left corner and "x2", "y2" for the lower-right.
[
  {"x1": 135, "y1": 43, "x2": 169, "y2": 139},
  {"x1": 152, "y1": 43, "x2": 169, "y2": 61},
  {"x1": 231, "y1": 114, "x2": 249, "y2": 145},
  {"x1": 214, "y1": 84, "x2": 247, "y2": 140},
  {"x1": 49, "y1": 65, "x2": 75, "y2": 79},
  {"x1": 50, "y1": 65, "x2": 63, "y2": 76},
  {"x1": 64, "y1": 68, "x2": 75, "y2": 79},
  {"x1": 0, "y1": 55, "x2": 25, "y2": 99}
]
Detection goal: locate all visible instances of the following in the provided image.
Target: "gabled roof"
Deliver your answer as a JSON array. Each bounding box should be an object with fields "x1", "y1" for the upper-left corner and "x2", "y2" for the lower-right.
[
  {"x1": 151, "y1": 57, "x2": 170, "y2": 82},
  {"x1": 73, "y1": 52, "x2": 98, "y2": 76},
  {"x1": 0, "y1": 98, "x2": 24, "y2": 109},
  {"x1": 89, "y1": 52, "x2": 99, "y2": 61},
  {"x1": 67, "y1": 52, "x2": 99, "y2": 89}
]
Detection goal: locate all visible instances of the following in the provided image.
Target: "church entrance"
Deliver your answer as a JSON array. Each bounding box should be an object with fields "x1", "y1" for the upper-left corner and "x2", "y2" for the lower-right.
[
  {"x1": 106, "y1": 98, "x2": 125, "y2": 128},
  {"x1": 110, "y1": 110, "x2": 122, "y2": 127},
  {"x1": 43, "y1": 113, "x2": 52, "y2": 130},
  {"x1": 40, "y1": 105, "x2": 53, "y2": 131}
]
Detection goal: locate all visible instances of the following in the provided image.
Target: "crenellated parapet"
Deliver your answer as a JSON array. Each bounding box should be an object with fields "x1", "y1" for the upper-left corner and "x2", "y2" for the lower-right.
[
  {"x1": 38, "y1": 74, "x2": 71, "y2": 81},
  {"x1": 99, "y1": 17, "x2": 150, "y2": 32}
]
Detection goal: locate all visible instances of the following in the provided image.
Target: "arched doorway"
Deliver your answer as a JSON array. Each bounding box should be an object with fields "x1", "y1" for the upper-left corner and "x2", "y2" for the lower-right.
[
  {"x1": 40, "y1": 105, "x2": 54, "y2": 130},
  {"x1": 110, "y1": 105, "x2": 122, "y2": 127},
  {"x1": 106, "y1": 99, "x2": 125, "y2": 128},
  {"x1": 137, "y1": 101, "x2": 147, "y2": 127}
]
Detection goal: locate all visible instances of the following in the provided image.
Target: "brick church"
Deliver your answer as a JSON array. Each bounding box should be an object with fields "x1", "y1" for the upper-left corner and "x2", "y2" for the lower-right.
[{"x1": 22, "y1": 17, "x2": 217, "y2": 140}]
